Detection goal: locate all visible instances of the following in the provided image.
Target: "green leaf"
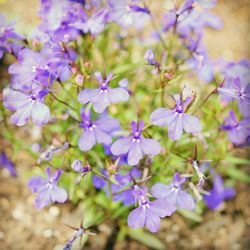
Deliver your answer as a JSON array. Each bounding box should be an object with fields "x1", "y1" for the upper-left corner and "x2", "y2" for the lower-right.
[
  {"x1": 178, "y1": 210, "x2": 202, "y2": 223},
  {"x1": 226, "y1": 168, "x2": 250, "y2": 183},
  {"x1": 128, "y1": 229, "x2": 165, "y2": 250},
  {"x1": 225, "y1": 156, "x2": 250, "y2": 165}
]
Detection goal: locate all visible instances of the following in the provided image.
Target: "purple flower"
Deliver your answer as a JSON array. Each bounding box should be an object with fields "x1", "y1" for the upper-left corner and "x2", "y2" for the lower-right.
[
  {"x1": 151, "y1": 173, "x2": 195, "y2": 211},
  {"x1": 108, "y1": 0, "x2": 149, "y2": 29},
  {"x1": 37, "y1": 143, "x2": 69, "y2": 164},
  {"x1": 221, "y1": 111, "x2": 250, "y2": 145},
  {"x1": 218, "y1": 77, "x2": 250, "y2": 117},
  {"x1": 127, "y1": 185, "x2": 175, "y2": 232},
  {"x1": 0, "y1": 15, "x2": 24, "y2": 59},
  {"x1": 144, "y1": 49, "x2": 158, "y2": 66},
  {"x1": 204, "y1": 174, "x2": 235, "y2": 210},
  {"x1": 78, "y1": 109, "x2": 120, "y2": 151},
  {"x1": 0, "y1": 151, "x2": 17, "y2": 177},
  {"x1": 111, "y1": 121, "x2": 161, "y2": 166},
  {"x1": 78, "y1": 71, "x2": 129, "y2": 113},
  {"x1": 150, "y1": 94, "x2": 202, "y2": 140},
  {"x1": 28, "y1": 167, "x2": 67, "y2": 208},
  {"x1": 73, "y1": 9, "x2": 108, "y2": 35},
  {"x1": 71, "y1": 160, "x2": 91, "y2": 173},
  {"x1": 3, "y1": 88, "x2": 50, "y2": 126}
]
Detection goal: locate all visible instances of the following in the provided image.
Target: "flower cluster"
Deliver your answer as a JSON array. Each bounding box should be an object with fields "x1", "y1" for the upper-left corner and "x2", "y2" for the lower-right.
[{"x1": 1, "y1": 0, "x2": 247, "y2": 248}]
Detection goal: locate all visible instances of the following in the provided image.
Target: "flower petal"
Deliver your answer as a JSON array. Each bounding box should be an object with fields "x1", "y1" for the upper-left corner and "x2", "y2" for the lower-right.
[
  {"x1": 108, "y1": 87, "x2": 129, "y2": 103},
  {"x1": 31, "y1": 102, "x2": 50, "y2": 126},
  {"x1": 150, "y1": 108, "x2": 174, "y2": 127},
  {"x1": 3, "y1": 88, "x2": 29, "y2": 110},
  {"x1": 28, "y1": 176, "x2": 47, "y2": 193},
  {"x1": 10, "y1": 101, "x2": 33, "y2": 126},
  {"x1": 95, "y1": 117, "x2": 120, "y2": 132},
  {"x1": 151, "y1": 183, "x2": 172, "y2": 199},
  {"x1": 78, "y1": 130, "x2": 96, "y2": 151},
  {"x1": 145, "y1": 209, "x2": 161, "y2": 233},
  {"x1": 78, "y1": 89, "x2": 99, "y2": 104},
  {"x1": 95, "y1": 127, "x2": 112, "y2": 145},
  {"x1": 110, "y1": 138, "x2": 131, "y2": 156},
  {"x1": 183, "y1": 114, "x2": 202, "y2": 133},
  {"x1": 128, "y1": 206, "x2": 146, "y2": 229},
  {"x1": 92, "y1": 92, "x2": 110, "y2": 113},
  {"x1": 140, "y1": 138, "x2": 161, "y2": 155},
  {"x1": 177, "y1": 190, "x2": 195, "y2": 210},
  {"x1": 50, "y1": 186, "x2": 68, "y2": 203},
  {"x1": 168, "y1": 114, "x2": 183, "y2": 140},
  {"x1": 127, "y1": 142, "x2": 143, "y2": 166}
]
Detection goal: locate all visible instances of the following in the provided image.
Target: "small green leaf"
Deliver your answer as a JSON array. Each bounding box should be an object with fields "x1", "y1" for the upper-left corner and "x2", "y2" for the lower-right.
[
  {"x1": 128, "y1": 229, "x2": 165, "y2": 250},
  {"x1": 225, "y1": 156, "x2": 250, "y2": 165},
  {"x1": 226, "y1": 168, "x2": 250, "y2": 183},
  {"x1": 178, "y1": 210, "x2": 202, "y2": 223}
]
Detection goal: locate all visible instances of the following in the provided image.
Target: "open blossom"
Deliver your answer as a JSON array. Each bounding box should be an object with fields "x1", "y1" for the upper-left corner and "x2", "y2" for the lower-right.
[
  {"x1": 204, "y1": 174, "x2": 235, "y2": 210},
  {"x1": 127, "y1": 185, "x2": 175, "y2": 233},
  {"x1": 218, "y1": 77, "x2": 250, "y2": 117},
  {"x1": 221, "y1": 111, "x2": 250, "y2": 145},
  {"x1": 28, "y1": 167, "x2": 67, "y2": 208},
  {"x1": 151, "y1": 173, "x2": 195, "y2": 211},
  {"x1": 3, "y1": 88, "x2": 50, "y2": 126},
  {"x1": 150, "y1": 94, "x2": 202, "y2": 140},
  {"x1": 78, "y1": 71, "x2": 129, "y2": 113},
  {"x1": 111, "y1": 121, "x2": 161, "y2": 166},
  {"x1": 78, "y1": 109, "x2": 120, "y2": 151}
]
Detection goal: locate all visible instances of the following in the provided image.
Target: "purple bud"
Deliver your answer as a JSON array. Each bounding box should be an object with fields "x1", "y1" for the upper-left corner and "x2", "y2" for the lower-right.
[
  {"x1": 71, "y1": 160, "x2": 83, "y2": 172},
  {"x1": 75, "y1": 74, "x2": 83, "y2": 85}
]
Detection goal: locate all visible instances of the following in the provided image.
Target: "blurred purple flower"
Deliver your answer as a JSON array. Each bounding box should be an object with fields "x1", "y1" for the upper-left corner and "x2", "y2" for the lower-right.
[
  {"x1": 144, "y1": 49, "x2": 158, "y2": 66},
  {"x1": 0, "y1": 151, "x2": 17, "y2": 177},
  {"x1": 111, "y1": 121, "x2": 161, "y2": 166},
  {"x1": 3, "y1": 88, "x2": 50, "y2": 126},
  {"x1": 221, "y1": 111, "x2": 250, "y2": 145},
  {"x1": 127, "y1": 185, "x2": 175, "y2": 232},
  {"x1": 204, "y1": 174, "x2": 235, "y2": 210},
  {"x1": 28, "y1": 166, "x2": 67, "y2": 208},
  {"x1": 218, "y1": 77, "x2": 250, "y2": 117},
  {"x1": 78, "y1": 109, "x2": 120, "y2": 151},
  {"x1": 71, "y1": 160, "x2": 91, "y2": 173},
  {"x1": 78, "y1": 71, "x2": 129, "y2": 113},
  {"x1": 150, "y1": 94, "x2": 202, "y2": 140},
  {"x1": 151, "y1": 173, "x2": 195, "y2": 210}
]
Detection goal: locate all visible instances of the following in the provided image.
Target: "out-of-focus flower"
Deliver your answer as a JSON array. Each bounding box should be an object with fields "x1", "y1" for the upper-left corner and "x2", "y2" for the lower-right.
[
  {"x1": 111, "y1": 121, "x2": 161, "y2": 166},
  {"x1": 78, "y1": 71, "x2": 129, "y2": 113},
  {"x1": 0, "y1": 151, "x2": 17, "y2": 177},
  {"x1": 28, "y1": 166, "x2": 67, "y2": 208},
  {"x1": 204, "y1": 174, "x2": 235, "y2": 210},
  {"x1": 221, "y1": 111, "x2": 250, "y2": 145},
  {"x1": 151, "y1": 173, "x2": 195, "y2": 210}
]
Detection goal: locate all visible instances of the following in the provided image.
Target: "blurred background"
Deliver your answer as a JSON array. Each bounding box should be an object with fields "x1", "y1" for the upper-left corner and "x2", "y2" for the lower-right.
[{"x1": 0, "y1": 0, "x2": 250, "y2": 249}]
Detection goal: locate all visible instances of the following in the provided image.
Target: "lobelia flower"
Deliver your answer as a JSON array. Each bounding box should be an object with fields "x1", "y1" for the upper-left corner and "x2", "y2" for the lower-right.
[
  {"x1": 218, "y1": 77, "x2": 250, "y2": 117},
  {"x1": 111, "y1": 121, "x2": 161, "y2": 166},
  {"x1": 0, "y1": 151, "x2": 17, "y2": 177},
  {"x1": 73, "y1": 9, "x2": 108, "y2": 35},
  {"x1": 127, "y1": 185, "x2": 175, "y2": 233},
  {"x1": 144, "y1": 49, "x2": 159, "y2": 66},
  {"x1": 28, "y1": 166, "x2": 67, "y2": 208},
  {"x1": 220, "y1": 110, "x2": 250, "y2": 145},
  {"x1": 151, "y1": 173, "x2": 195, "y2": 211},
  {"x1": 204, "y1": 174, "x2": 235, "y2": 210},
  {"x1": 108, "y1": 0, "x2": 150, "y2": 29},
  {"x1": 78, "y1": 109, "x2": 120, "y2": 151},
  {"x1": 37, "y1": 143, "x2": 69, "y2": 164},
  {"x1": 78, "y1": 71, "x2": 129, "y2": 113},
  {"x1": 3, "y1": 87, "x2": 50, "y2": 126},
  {"x1": 0, "y1": 15, "x2": 24, "y2": 59},
  {"x1": 150, "y1": 93, "x2": 202, "y2": 140}
]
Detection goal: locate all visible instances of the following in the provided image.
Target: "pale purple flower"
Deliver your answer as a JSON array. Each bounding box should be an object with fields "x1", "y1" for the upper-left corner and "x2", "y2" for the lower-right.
[
  {"x1": 28, "y1": 167, "x2": 67, "y2": 208},
  {"x1": 3, "y1": 88, "x2": 50, "y2": 126},
  {"x1": 73, "y1": 9, "x2": 108, "y2": 35},
  {"x1": 71, "y1": 160, "x2": 91, "y2": 173},
  {"x1": 127, "y1": 185, "x2": 175, "y2": 233},
  {"x1": 218, "y1": 77, "x2": 250, "y2": 117},
  {"x1": 78, "y1": 109, "x2": 120, "y2": 151},
  {"x1": 151, "y1": 173, "x2": 195, "y2": 211},
  {"x1": 78, "y1": 71, "x2": 129, "y2": 113},
  {"x1": 37, "y1": 143, "x2": 69, "y2": 164},
  {"x1": 204, "y1": 174, "x2": 235, "y2": 210},
  {"x1": 111, "y1": 121, "x2": 161, "y2": 166},
  {"x1": 0, "y1": 151, "x2": 17, "y2": 177},
  {"x1": 150, "y1": 94, "x2": 202, "y2": 140},
  {"x1": 108, "y1": 0, "x2": 150, "y2": 29},
  {"x1": 144, "y1": 49, "x2": 158, "y2": 66},
  {"x1": 221, "y1": 111, "x2": 250, "y2": 145}
]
